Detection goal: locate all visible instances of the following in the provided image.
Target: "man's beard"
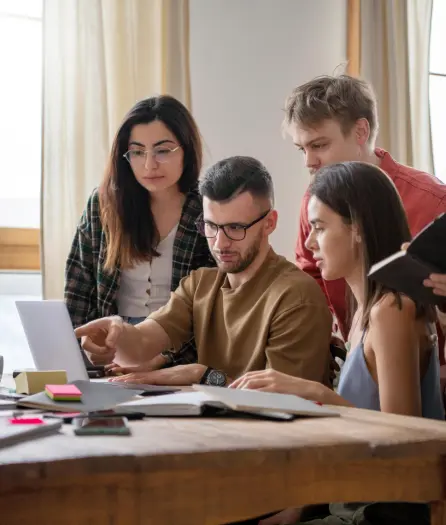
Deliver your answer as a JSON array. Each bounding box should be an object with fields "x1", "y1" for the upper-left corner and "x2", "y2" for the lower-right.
[{"x1": 212, "y1": 234, "x2": 262, "y2": 274}]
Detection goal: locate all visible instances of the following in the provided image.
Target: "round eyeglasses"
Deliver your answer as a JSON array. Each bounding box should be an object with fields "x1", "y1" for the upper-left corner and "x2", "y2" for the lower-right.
[
  {"x1": 195, "y1": 209, "x2": 271, "y2": 241},
  {"x1": 123, "y1": 145, "x2": 181, "y2": 167}
]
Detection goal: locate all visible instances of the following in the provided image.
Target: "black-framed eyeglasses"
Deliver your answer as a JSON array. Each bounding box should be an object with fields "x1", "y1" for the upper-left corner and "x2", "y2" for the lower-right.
[{"x1": 195, "y1": 209, "x2": 271, "y2": 241}]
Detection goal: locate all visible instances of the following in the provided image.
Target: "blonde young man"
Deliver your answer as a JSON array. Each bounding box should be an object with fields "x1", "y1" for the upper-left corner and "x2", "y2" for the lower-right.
[
  {"x1": 75, "y1": 156, "x2": 332, "y2": 386},
  {"x1": 285, "y1": 75, "x2": 446, "y2": 350}
]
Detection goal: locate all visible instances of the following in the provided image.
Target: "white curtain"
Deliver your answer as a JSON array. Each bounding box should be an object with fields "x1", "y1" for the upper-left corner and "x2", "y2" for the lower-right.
[
  {"x1": 41, "y1": 0, "x2": 190, "y2": 299},
  {"x1": 360, "y1": 0, "x2": 434, "y2": 173}
]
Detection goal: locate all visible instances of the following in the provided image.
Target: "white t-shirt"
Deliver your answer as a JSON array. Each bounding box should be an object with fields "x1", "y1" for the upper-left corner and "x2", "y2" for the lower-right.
[{"x1": 117, "y1": 224, "x2": 178, "y2": 317}]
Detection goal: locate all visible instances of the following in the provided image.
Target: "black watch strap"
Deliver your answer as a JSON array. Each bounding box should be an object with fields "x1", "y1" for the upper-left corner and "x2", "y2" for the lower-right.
[{"x1": 199, "y1": 367, "x2": 212, "y2": 384}]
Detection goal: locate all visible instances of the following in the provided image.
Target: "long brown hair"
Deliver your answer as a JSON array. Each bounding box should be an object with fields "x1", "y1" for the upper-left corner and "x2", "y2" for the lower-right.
[
  {"x1": 309, "y1": 161, "x2": 433, "y2": 330},
  {"x1": 100, "y1": 95, "x2": 202, "y2": 270}
]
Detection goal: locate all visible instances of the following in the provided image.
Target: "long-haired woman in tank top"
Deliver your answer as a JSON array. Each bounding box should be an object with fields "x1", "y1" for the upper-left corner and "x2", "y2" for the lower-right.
[{"x1": 231, "y1": 162, "x2": 443, "y2": 525}]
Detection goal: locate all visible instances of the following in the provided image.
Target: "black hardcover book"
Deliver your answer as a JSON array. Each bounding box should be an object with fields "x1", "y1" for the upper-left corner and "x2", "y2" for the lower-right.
[{"x1": 368, "y1": 213, "x2": 446, "y2": 306}]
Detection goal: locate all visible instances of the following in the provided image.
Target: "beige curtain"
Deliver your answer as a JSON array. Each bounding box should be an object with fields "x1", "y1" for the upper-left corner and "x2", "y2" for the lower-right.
[
  {"x1": 41, "y1": 0, "x2": 190, "y2": 299},
  {"x1": 360, "y1": 0, "x2": 434, "y2": 173}
]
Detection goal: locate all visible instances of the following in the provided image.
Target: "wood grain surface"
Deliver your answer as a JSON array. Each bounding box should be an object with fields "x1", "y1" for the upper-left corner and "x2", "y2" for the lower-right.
[{"x1": 1, "y1": 406, "x2": 446, "y2": 523}]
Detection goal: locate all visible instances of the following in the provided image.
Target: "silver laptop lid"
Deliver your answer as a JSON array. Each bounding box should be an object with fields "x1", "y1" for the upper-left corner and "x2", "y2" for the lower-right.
[{"x1": 15, "y1": 300, "x2": 89, "y2": 382}]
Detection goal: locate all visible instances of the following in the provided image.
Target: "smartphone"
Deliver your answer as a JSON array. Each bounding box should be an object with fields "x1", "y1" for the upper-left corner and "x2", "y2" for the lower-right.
[
  {"x1": 83, "y1": 409, "x2": 146, "y2": 421},
  {"x1": 73, "y1": 416, "x2": 131, "y2": 436}
]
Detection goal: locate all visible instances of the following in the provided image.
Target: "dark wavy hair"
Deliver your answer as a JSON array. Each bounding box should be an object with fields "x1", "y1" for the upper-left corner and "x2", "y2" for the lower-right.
[
  {"x1": 309, "y1": 161, "x2": 432, "y2": 329},
  {"x1": 99, "y1": 95, "x2": 202, "y2": 270}
]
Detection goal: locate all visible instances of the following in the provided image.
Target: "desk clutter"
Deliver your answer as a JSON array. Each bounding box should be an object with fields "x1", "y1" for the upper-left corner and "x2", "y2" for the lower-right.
[
  {"x1": 18, "y1": 380, "x2": 144, "y2": 412},
  {"x1": 0, "y1": 374, "x2": 341, "y2": 448}
]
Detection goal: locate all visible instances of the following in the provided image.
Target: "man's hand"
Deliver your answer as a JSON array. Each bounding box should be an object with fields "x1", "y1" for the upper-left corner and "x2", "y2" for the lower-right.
[
  {"x1": 74, "y1": 316, "x2": 124, "y2": 365},
  {"x1": 105, "y1": 354, "x2": 169, "y2": 376},
  {"x1": 109, "y1": 364, "x2": 207, "y2": 386}
]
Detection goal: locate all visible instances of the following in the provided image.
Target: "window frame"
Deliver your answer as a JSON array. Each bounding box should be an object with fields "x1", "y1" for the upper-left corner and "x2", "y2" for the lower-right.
[
  {"x1": 347, "y1": 0, "x2": 361, "y2": 77},
  {"x1": 429, "y1": 0, "x2": 446, "y2": 183},
  {"x1": 0, "y1": 4, "x2": 42, "y2": 270}
]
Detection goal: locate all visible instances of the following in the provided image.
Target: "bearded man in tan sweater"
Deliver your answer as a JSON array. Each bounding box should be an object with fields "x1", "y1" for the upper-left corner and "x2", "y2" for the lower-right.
[{"x1": 75, "y1": 156, "x2": 332, "y2": 387}]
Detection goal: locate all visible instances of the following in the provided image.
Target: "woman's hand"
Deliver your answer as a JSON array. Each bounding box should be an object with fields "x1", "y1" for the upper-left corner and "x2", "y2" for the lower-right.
[
  {"x1": 229, "y1": 369, "x2": 317, "y2": 399},
  {"x1": 229, "y1": 369, "x2": 351, "y2": 408}
]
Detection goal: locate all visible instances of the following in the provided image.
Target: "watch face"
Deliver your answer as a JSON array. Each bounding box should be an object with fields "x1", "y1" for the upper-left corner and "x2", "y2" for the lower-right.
[{"x1": 207, "y1": 369, "x2": 226, "y2": 386}]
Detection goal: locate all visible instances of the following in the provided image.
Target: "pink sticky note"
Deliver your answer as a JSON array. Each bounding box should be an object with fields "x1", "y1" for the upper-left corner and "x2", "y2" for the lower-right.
[
  {"x1": 45, "y1": 384, "x2": 82, "y2": 397},
  {"x1": 9, "y1": 418, "x2": 44, "y2": 425}
]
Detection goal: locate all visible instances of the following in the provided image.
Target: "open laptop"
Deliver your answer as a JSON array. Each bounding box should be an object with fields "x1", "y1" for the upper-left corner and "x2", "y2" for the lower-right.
[
  {"x1": 14, "y1": 300, "x2": 179, "y2": 394},
  {"x1": 16, "y1": 300, "x2": 91, "y2": 382}
]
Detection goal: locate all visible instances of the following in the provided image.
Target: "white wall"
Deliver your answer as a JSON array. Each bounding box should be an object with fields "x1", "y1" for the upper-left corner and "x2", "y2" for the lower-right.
[{"x1": 190, "y1": 0, "x2": 347, "y2": 260}]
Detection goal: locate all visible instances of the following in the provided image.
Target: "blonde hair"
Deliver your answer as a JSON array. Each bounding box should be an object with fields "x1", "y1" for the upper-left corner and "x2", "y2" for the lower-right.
[{"x1": 284, "y1": 75, "x2": 379, "y2": 144}]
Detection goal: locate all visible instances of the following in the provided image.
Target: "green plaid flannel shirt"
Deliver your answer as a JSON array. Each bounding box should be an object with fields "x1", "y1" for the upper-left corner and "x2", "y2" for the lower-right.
[{"x1": 64, "y1": 186, "x2": 215, "y2": 366}]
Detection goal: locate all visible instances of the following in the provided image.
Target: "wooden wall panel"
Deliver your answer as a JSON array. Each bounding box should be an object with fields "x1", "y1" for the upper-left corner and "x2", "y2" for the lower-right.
[{"x1": 0, "y1": 228, "x2": 40, "y2": 271}]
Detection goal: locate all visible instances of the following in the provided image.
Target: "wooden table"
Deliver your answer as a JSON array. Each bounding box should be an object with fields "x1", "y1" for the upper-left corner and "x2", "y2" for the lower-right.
[{"x1": 1, "y1": 406, "x2": 446, "y2": 524}]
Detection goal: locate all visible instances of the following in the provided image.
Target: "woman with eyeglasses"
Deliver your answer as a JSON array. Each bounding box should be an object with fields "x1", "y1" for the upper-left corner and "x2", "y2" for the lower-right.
[{"x1": 65, "y1": 95, "x2": 214, "y2": 370}]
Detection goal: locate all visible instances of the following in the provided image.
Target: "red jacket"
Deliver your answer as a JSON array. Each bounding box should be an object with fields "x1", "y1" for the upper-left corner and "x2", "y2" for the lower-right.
[{"x1": 296, "y1": 149, "x2": 446, "y2": 353}]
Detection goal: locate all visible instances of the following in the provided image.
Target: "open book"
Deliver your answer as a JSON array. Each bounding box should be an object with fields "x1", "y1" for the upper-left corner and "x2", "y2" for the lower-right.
[
  {"x1": 368, "y1": 213, "x2": 446, "y2": 305},
  {"x1": 119, "y1": 386, "x2": 340, "y2": 419}
]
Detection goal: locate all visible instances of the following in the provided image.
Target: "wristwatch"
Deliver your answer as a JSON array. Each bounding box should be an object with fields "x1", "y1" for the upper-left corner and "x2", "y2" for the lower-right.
[
  {"x1": 200, "y1": 367, "x2": 227, "y2": 387},
  {"x1": 160, "y1": 351, "x2": 175, "y2": 368}
]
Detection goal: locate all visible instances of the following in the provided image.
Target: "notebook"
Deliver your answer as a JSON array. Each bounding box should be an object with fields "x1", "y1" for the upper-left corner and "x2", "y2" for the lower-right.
[
  {"x1": 0, "y1": 418, "x2": 63, "y2": 449},
  {"x1": 17, "y1": 380, "x2": 144, "y2": 413},
  {"x1": 119, "y1": 387, "x2": 339, "y2": 418},
  {"x1": 368, "y1": 213, "x2": 446, "y2": 305}
]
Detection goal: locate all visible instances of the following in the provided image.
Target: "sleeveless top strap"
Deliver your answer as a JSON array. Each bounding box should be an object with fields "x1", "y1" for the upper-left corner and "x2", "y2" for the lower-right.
[{"x1": 359, "y1": 329, "x2": 367, "y2": 345}]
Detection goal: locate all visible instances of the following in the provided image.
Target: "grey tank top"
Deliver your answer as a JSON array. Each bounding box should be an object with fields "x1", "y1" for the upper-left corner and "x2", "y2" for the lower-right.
[{"x1": 337, "y1": 326, "x2": 444, "y2": 420}]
